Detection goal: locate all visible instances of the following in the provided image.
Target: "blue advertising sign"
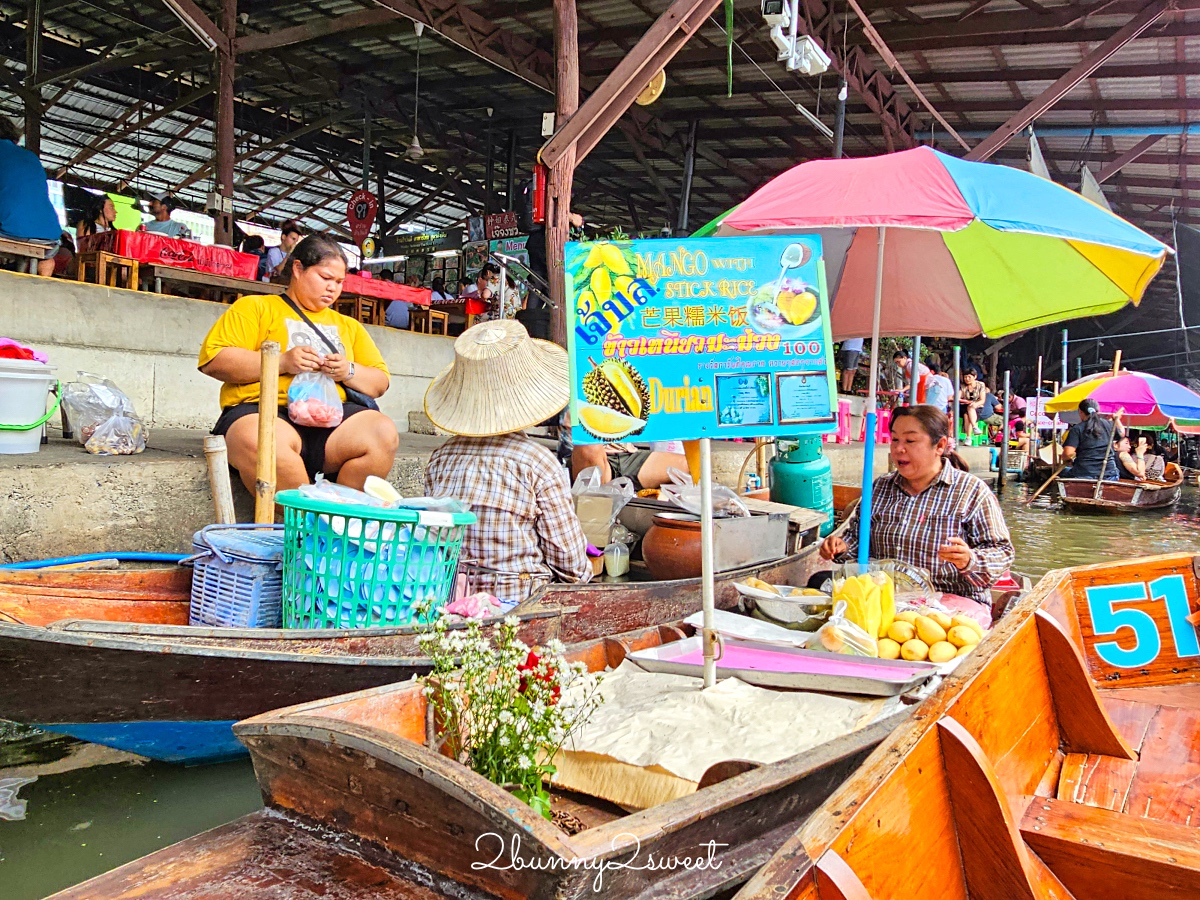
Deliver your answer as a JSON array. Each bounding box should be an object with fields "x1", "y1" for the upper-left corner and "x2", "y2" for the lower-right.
[{"x1": 566, "y1": 236, "x2": 835, "y2": 445}]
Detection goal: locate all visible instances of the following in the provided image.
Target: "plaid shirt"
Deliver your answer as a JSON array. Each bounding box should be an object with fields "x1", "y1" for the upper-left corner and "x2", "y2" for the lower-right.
[
  {"x1": 425, "y1": 433, "x2": 592, "y2": 588},
  {"x1": 839, "y1": 461, "x2": 1014, "y2": 602}
]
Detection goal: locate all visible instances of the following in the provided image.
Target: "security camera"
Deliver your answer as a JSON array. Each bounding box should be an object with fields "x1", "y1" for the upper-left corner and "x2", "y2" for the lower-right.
[{"x1": 761, "y1": 0, "x2": 788, "y2": 24}]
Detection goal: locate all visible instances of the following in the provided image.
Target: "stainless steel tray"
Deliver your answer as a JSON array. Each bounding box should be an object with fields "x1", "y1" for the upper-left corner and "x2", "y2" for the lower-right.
[{"x1": 626, "y1": 635, "x2": 937, "y2": 697}]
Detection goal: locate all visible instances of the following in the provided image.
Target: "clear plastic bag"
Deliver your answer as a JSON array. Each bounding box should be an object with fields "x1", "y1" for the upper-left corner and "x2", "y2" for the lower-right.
[
  {"x1": 61, "y1": 373, "x2": 146, "y2": 455},
  {"x1": 660, "y1": 468, "x2": 750, "y2": 518},
  {"x1": 810, "y1": 600, "x2": 879, "y2": 657},
  {"x1": 571, "y1": 466, "x2": 635, "y2": 546},
  {"x1": 288, "y1": 372, "x2": 343, "y2": 428}
]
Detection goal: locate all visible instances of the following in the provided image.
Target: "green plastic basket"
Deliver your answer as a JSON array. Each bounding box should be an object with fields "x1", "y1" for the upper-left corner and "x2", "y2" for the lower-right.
[{"x1": 277, "y1": 490, "x2": 476, "y2": 630}]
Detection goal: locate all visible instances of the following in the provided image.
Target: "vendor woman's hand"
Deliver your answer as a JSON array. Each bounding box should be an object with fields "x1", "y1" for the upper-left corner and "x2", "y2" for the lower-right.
[
  {"x1": 820, "y1": 534, "x2": 848, "y2": 561},
  {"x1": 938, "y1": 537, "x2": 974, "y2": 572},
  {"x1": 320, "y1": 353, "x2": 352, "y2": 382},
  {"x1": 280, "y1": 345, "x2": 322, "y2": 375}
]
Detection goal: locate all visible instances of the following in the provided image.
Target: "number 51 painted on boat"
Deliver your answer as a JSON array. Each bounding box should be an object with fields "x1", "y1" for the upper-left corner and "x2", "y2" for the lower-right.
[{"x1": 1084, "y1": 575, "x2": 1200, "y2": 668}]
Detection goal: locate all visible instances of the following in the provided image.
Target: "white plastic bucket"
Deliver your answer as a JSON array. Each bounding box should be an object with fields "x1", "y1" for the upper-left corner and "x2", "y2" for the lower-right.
[{"x1": 0, "y1": 359, "x2": 58, "y2": 454}]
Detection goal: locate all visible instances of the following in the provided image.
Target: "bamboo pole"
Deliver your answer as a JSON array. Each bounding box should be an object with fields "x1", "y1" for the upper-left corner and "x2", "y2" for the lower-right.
[
  {"x1": 204, "y1": 435, "x2": 237, "y2": 525},
  {"x1": 1091, "y1": 350, "x2": 1122, "y2": 501},
  {"x1": 255, "y1": 341, "x2": 280, "y2": 523}
]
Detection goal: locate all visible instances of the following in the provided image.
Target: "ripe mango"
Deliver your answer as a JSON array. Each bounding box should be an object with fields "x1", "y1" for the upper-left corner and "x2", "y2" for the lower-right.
[
  {"x1": 951, "y1": 615, "x2": 984, "y2": 639},
  {"x1": 887, "y1": 621, "x2": 916, "y2": 644},
  {"x1": 947, "y1": 625, "x2": 980, "y2": 649},
  {"x1": 878, "y1": 638, "x2": 902, "y2": 660},
  {"x1": 955, "y1": 644, "x2": 973, "y2": 658},
  {"x1": 915, "y1": 616, "x2": 947, "y2": 646},
  {"x1": 928, "y1": 641, "x2": 957, "y2": 664},
  {"x1": 874, "y1": 573, "x2": 895, "y2": 639},
  {"x1": 901, "y1": 638, "x2": 930, "y2": 661},
  {"x1": 927, "y1": 610, "x2": 953, "y2": 631},
  {"x1": 895, "y1": 610, "x2": 919, "y2": 625},
  {"x1": 745, "y1": 577, "x2": 779, "y2": 595}
]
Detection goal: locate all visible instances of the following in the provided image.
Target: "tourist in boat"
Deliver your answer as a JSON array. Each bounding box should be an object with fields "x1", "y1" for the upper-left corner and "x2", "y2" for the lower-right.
[
  {"x1": 199, "y1": 233, "x2": 398, "y2": 492},
  {"x1": 1114, "y1": 435, "x2": 1146, "y2": 481},
  {"x1": 424, "y1": 320, "x2": 591, "y2": 600},
  {"x1": 819, "y1": 405, "x2": 1014, "y2": 604},
  {"x1": 1061, "y1": 398, "x2": 1124, "y2": 481}
]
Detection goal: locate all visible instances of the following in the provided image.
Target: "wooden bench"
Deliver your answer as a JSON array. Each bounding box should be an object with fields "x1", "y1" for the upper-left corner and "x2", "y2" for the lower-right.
[
  {"x1": 141, "y1": 265, "x2": 283, "y2": 303},
  {"x1": 0, "y1": 235, "x2": 51, "y2": 274},
  {"x1": 409, "y1": 308, "x2": 449, "y2": 335},
  {"x1": 335, "y1": 295, "x2": 384, "y2": 326},
  {"x1": 78, "y1": 251, "x2": 139, "y2": 289}
]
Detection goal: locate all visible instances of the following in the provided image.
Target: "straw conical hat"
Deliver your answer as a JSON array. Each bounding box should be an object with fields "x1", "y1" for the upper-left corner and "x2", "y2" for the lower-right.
[{"x1": 424, "y1": 320, "x2": 569, "y2": 437}]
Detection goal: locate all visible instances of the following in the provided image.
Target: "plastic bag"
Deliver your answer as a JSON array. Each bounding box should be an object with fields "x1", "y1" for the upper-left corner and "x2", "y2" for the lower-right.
[
  {"x1": 660, "y1": 479, "x2": 750, "y2": 518},
  {"x1": 288, "y1": 372, "x2": 343, "y2": 428},
  {"x1": 572, "y1": 466, "x2": 635, "y2": 546},
  {"x1": 298, "y1": 475, "x2": 383, "y2": 508},
  {"x1": 810, "y1": 601, "x2": 878, "y2": 657},
  {"x1": 61, "y1": 373, "x2": 147, "y2": 455}
]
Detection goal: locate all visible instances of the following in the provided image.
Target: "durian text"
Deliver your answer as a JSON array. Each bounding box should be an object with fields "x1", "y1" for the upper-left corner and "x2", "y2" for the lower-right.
[{"x1": 649, "y1": 377, "x2": 714, "y2": 415}]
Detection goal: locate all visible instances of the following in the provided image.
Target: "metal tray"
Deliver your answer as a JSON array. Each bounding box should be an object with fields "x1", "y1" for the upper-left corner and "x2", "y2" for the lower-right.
[{"x1": 626, "y1": 635, "x2": 938, "y2": 697}]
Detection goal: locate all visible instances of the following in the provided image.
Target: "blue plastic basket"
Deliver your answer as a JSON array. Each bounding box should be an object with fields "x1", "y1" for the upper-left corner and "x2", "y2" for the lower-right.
[
  {"x1": 276, "y1": 490, "x2": 476, "y2": 629},
  {"x1": 188, "y1": 525, "x2": 284, "y2": 628}
]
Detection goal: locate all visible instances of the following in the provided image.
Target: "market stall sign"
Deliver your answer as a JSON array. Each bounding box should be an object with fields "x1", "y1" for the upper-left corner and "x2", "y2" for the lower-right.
[
  {"x1": 385, "y1": 228, "x2": 463, "y2": 257},
  {"x1": 347, "y1": 190, "x2": 378, "y2": 247},
  {"x1": 566, "y1": 235, "x2": 836, "y2": 445},
  {"x1": 486, "y1": 211, "x2": 520, "y2": 240}
]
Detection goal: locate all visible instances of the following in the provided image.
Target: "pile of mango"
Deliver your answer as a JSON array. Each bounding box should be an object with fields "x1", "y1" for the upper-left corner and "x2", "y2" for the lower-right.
[
  {"x1": 819, "y1": 572, "x2": 896, "y2": 656},
  {"x1": 878, "y1": 610, "x2": 983, "y2": 663}
]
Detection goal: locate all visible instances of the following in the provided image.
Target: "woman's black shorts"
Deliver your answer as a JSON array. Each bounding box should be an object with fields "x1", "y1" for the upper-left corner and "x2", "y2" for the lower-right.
[{"x1": 212, "y1": 401, "x2": 370, "y2": 481}]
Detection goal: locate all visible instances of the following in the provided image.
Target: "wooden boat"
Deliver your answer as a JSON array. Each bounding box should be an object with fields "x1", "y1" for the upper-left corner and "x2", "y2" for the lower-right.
[
  {"x1": 1057, "y1": 462, "x2": 1184, "y2": 512},
  {"x1": 734, "y1": 550, "x2": 1200, "y2": 900},
  {"x1": 0, "y1": 508, "x2": 834, "y2": 765},
  {"x1": 50, "y1": 619, "x2": 913, "y2": 900}
]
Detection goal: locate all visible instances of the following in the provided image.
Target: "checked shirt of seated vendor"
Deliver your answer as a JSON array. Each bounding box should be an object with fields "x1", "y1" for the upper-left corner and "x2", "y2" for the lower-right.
[
  {"x1": 425, "y1": 433, "x2": 592, "y2": 586},
  {"x1": 198, "y1": 294, "x2": 389, "y2": 408},
  {"x1": 837, "y1": 462, "x2": 1014, "y2": 604}
]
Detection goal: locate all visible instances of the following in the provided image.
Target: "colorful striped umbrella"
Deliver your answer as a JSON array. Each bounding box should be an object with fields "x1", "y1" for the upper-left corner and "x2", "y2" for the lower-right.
[
  {"x1": 1045, "y1": 371, "x2": 1200, "y2": 427},
  {"x1": 716, "y1": 146, "x2": 1171, "y2": 564},
  {"x1": 717, "y1": 146, "x2": 1169, "y2": 339}
]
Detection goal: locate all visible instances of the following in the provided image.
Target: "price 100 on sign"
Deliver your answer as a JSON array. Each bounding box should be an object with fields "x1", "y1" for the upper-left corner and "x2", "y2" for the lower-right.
[{"x1": 1084, "y1": 575, "x2": 1200, "y2": 669}]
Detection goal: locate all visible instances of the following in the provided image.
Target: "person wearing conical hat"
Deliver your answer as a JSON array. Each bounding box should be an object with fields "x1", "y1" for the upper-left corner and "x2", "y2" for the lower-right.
[{"x1": 424, "y1": 320, "x2": 591, "y2": 605}]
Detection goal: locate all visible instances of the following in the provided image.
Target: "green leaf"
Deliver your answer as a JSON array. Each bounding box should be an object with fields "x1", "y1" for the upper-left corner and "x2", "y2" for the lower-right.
[{"x1": 726, "y1": 0, "x2": 734, "y2": 98}]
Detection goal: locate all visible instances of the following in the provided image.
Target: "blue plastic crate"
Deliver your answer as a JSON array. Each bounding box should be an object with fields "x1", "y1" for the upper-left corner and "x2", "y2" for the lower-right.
[{"x1": 189, "y1": 525, "x2": 284, "y2": 628}]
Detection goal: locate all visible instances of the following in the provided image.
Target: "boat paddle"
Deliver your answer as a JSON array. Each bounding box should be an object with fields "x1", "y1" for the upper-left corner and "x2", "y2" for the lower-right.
[{"x1": 1026, "y1": 462, "x2": 1067, "y2": 505}]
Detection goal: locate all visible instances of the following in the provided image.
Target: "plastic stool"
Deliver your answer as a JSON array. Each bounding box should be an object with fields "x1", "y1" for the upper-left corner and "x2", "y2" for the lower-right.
[
  {"x1": 836, "y1": 399, "x2": 852, "y2": 444},
  {"x1": 856, "y1": 407, "x2": 892, "y2": 443}
]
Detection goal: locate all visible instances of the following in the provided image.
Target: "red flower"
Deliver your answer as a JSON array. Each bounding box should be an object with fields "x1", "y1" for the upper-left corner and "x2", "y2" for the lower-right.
[{"x1": 517, "y1": 650, "x2": 560, "y2": 704}]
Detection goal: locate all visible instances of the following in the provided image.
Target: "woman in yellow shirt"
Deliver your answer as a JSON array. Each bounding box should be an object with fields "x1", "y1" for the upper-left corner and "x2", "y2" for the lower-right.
[{"x1": 199, "y1": 234, "x2": 399, "y2": 491}]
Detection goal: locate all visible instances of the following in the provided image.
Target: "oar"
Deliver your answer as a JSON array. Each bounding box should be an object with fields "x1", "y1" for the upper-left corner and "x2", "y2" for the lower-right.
[{"x1": 1027, "y1": 462, "x2": 1068, "y2": 505}]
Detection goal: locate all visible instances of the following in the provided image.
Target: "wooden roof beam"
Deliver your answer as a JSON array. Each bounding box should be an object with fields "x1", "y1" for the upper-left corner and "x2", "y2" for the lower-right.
[
  {"x1": 1096, "y1": 135, "x2": 1168, "y2": 182},
  {"x1": 159, "y1": 0, "x2": 230, "y2": 54},
  {"x1": 966, "y1": 0, "x2": 1176, "y2": 161},
  {"x1": 236, "y1": 8, "x2": 405, "y2": 54}
]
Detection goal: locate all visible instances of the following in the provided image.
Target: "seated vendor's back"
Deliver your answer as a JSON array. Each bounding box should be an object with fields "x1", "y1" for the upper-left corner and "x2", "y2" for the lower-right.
[{"x1": 425, "y1": 433, "x2": 590, "y2": 585}]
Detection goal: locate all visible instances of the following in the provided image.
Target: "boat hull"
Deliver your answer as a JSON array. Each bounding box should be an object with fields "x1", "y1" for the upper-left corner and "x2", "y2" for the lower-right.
[
  {"x1": 1056, "y1": 476, "x2": 1182, "y2": 511},
  {"x1": 0, "y1": 543, "x2": 833, "y2": 764}
]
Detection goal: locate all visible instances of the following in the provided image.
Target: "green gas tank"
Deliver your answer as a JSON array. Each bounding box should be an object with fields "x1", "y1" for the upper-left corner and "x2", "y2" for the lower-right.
[{"x1": 770, "y1": 436, "x2": 835, "y2": 536}]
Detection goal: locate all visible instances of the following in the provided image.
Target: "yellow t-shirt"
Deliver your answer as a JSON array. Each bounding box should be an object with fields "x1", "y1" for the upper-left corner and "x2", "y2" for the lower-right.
[{"x1": 198, "y1": 294, "x2": 390, "y2": 409}]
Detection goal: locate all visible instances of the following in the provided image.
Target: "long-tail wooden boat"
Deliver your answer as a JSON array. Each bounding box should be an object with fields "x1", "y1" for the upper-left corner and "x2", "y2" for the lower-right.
[
  {"x1": 50, "y1": 617, "x2": 915, "y2": 900},
  {"x1": 0, "y1": 508, "x2": 834, "y2": 765},
  {"x1": 1056, "y1": 462, "x2": 1184, "y2": 512},
  {"x1": 734, "y1": 550, "x2": 1200, "y2": 900}
]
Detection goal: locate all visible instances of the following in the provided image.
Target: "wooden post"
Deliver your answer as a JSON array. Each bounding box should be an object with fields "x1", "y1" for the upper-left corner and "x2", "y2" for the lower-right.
[
  {"x1": 204, "y1": 435, "x2": 237, "y2": 525},
  {"x1": 485, "y1": 111, "x2": 495, "y2": 215},
  {"x1": 505, "y1": 130, "x2": 518, "y2": 211},
  {"x1": 212, "y1": 0, "x2": 237, "y2": 247},
  {"x1": 547, "y1": 0, "x2": 579, "y2": 347},
  {"x1": 1052, "y1": 381, "x2": 1060, "y2": 467},
  {"x1": 25, "y1": 0, "x2": 42, "y2": 156},
  {"x1": 255, "y1": 342, "x2": 280, "y2": 523},
  {"x1": 998, "y1": 370, "x2": 1010, "y2": 497}
]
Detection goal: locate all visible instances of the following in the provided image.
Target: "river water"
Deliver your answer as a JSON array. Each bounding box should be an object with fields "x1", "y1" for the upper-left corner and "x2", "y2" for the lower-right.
[{"x1": 2, "y1": 483, "x2": 1198, "y2": 899}]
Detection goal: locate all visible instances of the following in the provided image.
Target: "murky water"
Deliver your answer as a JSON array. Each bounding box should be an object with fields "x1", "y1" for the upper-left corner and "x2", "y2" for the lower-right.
[{"x1": 1, "y1": 485, "x2": 1197, "y2": 898}]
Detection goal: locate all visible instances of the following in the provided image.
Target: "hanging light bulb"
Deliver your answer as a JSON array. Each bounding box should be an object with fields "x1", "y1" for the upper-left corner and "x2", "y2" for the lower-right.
[
  {"x1": 406, "y1": 134, "x2": 425, "y2": 161},
  {"x1": 409, "y1": 21, "x2": 424, "y2": 161}
]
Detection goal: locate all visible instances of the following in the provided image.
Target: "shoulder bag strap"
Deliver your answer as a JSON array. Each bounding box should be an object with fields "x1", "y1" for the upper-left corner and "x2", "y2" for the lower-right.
[{"x1": 280, "y1": 293, "x2": 341, "y2": 356}]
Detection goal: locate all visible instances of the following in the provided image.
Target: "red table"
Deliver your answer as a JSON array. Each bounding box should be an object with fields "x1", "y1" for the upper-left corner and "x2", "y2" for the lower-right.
[
  {"x1": 341, "y1": 275, "x2": 431, "y2": 306},
  {"x1": 78, "y1": 229, "x2": 258, "y2": 280}
]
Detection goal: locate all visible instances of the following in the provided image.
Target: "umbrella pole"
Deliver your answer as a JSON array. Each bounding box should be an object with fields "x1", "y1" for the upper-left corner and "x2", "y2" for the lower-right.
[
  {"x1": 699, "y1": 436, "x2": 717, "y2": 688},
  {"x1": 1030, "y1": 355, "x2": 1042, "y2": 466},
  {"x1": 858, "y1": 226, "x2": 887, "y2": 567},
  {"x1": 998, "y1": 370, "x2": 1010, "y2": 496},
  {"x1": 952, "y1": 345, "x2": 961, "y2": 439}
]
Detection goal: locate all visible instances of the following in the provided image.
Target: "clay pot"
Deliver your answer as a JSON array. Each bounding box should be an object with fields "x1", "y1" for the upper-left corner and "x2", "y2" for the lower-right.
[{"x1": 641, "y1": 513, "x2": 703, "y2": 581}]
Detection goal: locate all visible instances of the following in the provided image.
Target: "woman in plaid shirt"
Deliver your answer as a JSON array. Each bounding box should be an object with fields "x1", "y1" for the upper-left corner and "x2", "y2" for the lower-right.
[{"x1": 820, "y1": 405, "x2": 1014, "y2": 603}]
